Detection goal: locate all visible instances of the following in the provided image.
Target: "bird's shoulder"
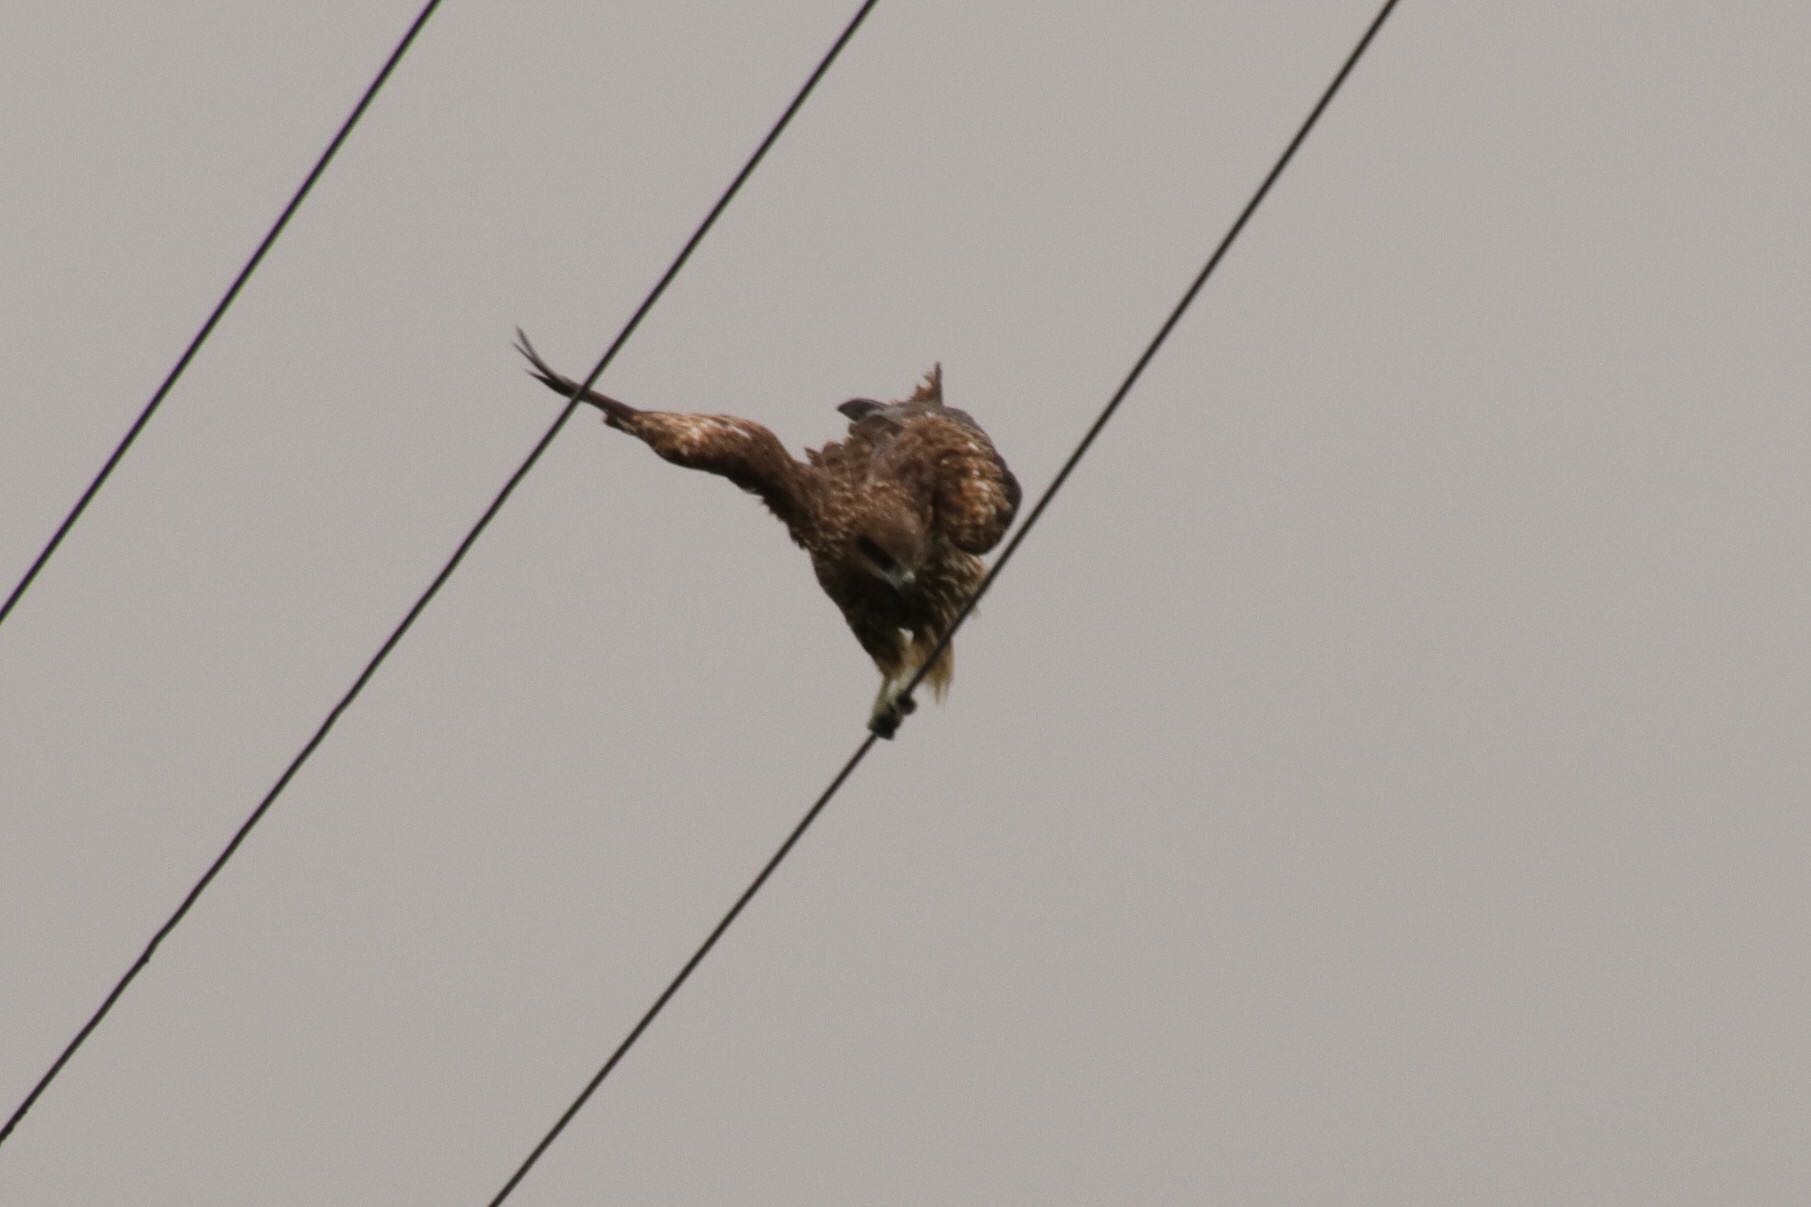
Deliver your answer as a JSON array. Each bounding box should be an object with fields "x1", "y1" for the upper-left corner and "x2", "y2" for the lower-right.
[{"x1": 808, "y1": 402, "x2": 1000, "y2": 475}]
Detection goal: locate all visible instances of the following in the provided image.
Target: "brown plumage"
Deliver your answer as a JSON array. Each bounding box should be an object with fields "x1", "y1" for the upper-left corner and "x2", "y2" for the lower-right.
[{"x1": 514, "y1": 330, "x2": 1020, "y2": 737}]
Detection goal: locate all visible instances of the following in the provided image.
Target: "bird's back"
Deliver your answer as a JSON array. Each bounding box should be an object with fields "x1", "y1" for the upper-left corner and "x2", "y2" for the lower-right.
[{"x1": 807, "y1": 373, "x2": 1019, "y2": 557}]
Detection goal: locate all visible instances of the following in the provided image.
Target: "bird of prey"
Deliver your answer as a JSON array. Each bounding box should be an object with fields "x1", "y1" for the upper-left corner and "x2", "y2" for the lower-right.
[{"x1": 514, "y1": 331, "x2": 1020, "y2": 737}]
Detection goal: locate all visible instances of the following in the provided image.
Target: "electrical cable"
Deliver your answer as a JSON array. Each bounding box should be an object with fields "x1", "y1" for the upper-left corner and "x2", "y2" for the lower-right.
[
  {"x1": 0, "y1": 1, "x2": 446, "y2": 632},
  {"x1": 0, "y1": 0, "x2": 881, "y2": 1152},
  {"x1": 485, "y1": 0, "x2": 1402, "y2": 1200}
]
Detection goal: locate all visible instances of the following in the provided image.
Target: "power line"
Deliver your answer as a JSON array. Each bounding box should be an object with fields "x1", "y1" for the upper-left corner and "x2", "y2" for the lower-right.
[
  {"x1": 485, "y1": 734, "x2": 882, "y2": 1206},
  {"x1": 0, "y1": 0, "x2": 882, "y2": 1153},
  {"x1": 0, "y1": 0, "x2": 446, "y2": 633},
  {"x1": 485, "y1": 0, "x2": 1403, "y2": 1199}
]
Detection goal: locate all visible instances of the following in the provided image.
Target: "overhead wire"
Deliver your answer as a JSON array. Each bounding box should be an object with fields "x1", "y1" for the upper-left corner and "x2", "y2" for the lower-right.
[
  {"x1": 485, "y1": 0, "x2": 1404, "y2": 1200},
  {"x1": 0, "y1": 0, "x2": 883, "y2": 1152},
  {"x1": 0, "y1": 0, "x2": 446, "y2": 632}
]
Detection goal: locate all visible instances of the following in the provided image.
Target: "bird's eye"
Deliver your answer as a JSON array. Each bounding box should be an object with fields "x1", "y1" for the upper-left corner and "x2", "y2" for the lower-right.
[{"x1": 857, "y1": 536, "x2": 895, "y2": 570}]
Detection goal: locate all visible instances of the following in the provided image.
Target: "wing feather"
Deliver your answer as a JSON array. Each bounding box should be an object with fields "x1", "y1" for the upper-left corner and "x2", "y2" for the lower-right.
[
  {"x1": 516, "y1": 330, "x2": 811, "y2": 526},
  {"x1": 627, "y1": 412, "x2": 808, "y2": 526}
]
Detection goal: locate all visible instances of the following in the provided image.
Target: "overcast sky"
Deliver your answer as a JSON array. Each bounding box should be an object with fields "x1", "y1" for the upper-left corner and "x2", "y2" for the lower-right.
[{"x1": 4, "y1": 2, "x2": 1808, "y2": 1203}]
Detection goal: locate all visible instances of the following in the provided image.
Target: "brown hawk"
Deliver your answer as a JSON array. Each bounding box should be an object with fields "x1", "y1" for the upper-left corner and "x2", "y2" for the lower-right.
[{"x1": 514, "y1": 331, "x2": 1020, "y2": 737}]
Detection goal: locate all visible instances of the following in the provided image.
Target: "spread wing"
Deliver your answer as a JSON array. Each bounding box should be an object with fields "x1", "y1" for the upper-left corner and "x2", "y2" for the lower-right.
[
  {"x1": 626, "y1": 411, "x2": 811, "y2": 526},
  {"x1": 516, "y1": 330, "x2": 812, "y2": 526}
]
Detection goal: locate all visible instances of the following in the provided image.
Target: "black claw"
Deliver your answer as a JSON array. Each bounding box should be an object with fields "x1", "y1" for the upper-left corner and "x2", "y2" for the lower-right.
[{"x1": 896, "y1": 694, "x2": 917, "y2": 716}]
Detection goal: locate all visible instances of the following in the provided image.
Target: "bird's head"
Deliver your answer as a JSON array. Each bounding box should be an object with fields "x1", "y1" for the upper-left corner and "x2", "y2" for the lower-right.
[{"x1": 853, "y1": 510, "x2": 926, "y2": 596}]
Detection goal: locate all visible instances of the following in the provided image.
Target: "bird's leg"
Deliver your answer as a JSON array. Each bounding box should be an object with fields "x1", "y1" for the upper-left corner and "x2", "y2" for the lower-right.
[{"x1": 868, "y1": 673, "x2": 917, "y2": 740}]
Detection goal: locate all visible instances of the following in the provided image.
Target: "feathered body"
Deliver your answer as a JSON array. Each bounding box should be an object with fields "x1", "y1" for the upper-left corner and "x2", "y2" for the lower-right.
[{"x1": 514, "y1": 332, "x2": 1019, "y2": 736}]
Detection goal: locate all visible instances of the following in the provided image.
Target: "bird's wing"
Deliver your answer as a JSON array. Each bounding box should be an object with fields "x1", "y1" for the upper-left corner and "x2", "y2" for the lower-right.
[
  {"x1": 882, "y1": 413, "x2": 1020, "y2": 555},
  {"x1": 514, "y1": 329, "x2": 637, "y2": 424},
  {"x1": 516, "y1": 329, "x2": 811, "y2": 526},
  {"x1": 624, "y1": 411, "x2": 810, "y2": 525}
]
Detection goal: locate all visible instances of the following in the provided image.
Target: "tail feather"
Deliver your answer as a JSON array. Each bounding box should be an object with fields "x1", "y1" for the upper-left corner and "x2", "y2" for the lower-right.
[{"x1": 912, "y1": 631, "x2": 954, "y2": 700}]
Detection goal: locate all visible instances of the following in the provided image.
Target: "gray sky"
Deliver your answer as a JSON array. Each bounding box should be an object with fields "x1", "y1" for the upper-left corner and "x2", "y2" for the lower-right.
[{"x1": 4, "y1": 1, "x2": 1808, "y2": 1202}]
